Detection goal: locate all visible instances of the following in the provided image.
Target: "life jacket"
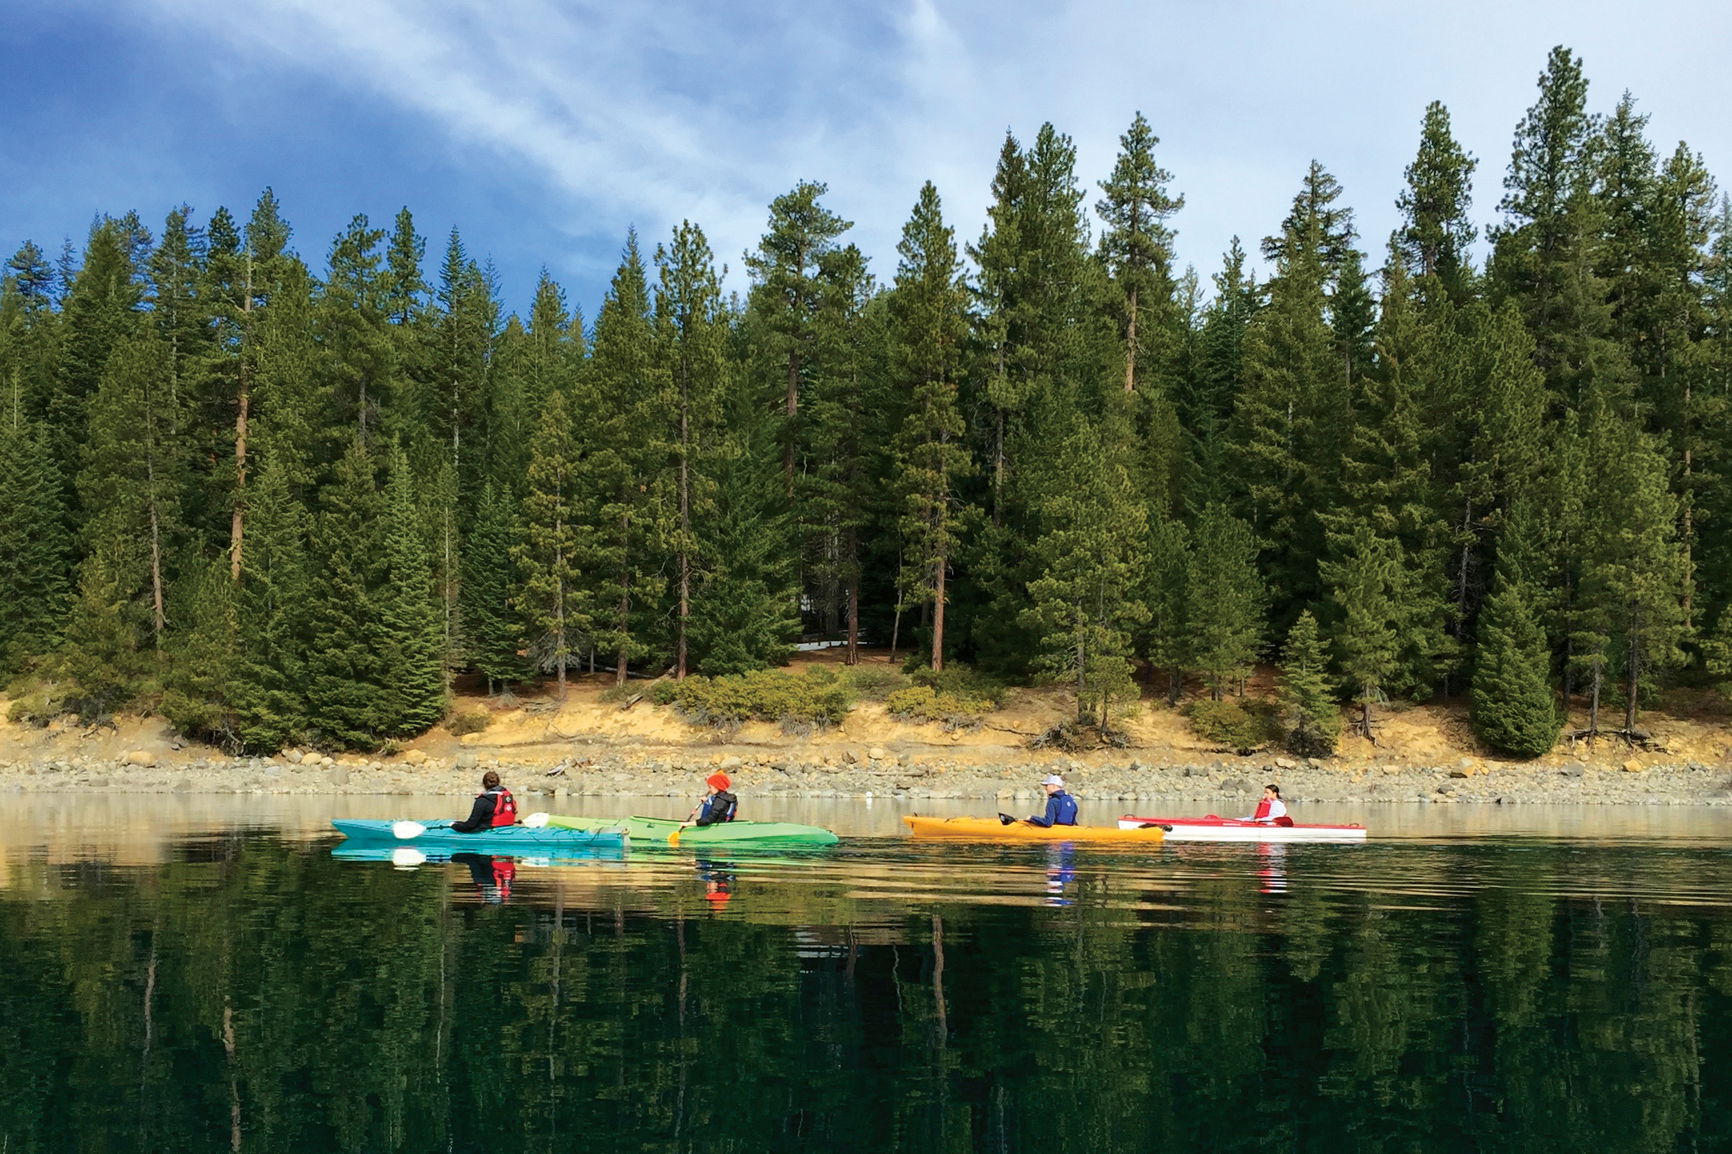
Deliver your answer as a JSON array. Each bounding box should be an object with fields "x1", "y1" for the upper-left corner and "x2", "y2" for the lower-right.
[
  {"x1": 481, "y1": 786, "x2": 518, "y2": 827},
  {"x1": 700, "y1": 790, "x2": 738, "y2": 824},
  {"x1": 1252, "y1": 797, "x2": 1295, "y2": 826}
]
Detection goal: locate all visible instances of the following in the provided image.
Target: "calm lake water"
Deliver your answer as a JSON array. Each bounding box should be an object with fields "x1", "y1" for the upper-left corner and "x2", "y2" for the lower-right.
[{"x1": 4, "y1": 795, "x2": 1732, "y2": 1152}]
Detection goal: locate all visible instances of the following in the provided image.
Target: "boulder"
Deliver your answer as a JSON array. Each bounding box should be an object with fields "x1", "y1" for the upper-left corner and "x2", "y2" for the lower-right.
[
  {"x1": 404, "y1": 749, "x2": 429, "y2": 766},
  {"x1": 1622, "y1": 759, "x2": 1645, "y2": 773},
  {"x1": 283, "y1": 750, "x2": 304, "y2": 764},
  {"x1": 868, "y1": 747, "x2": 890, "y2": 762},
  {"x1": 121, "y1": 750, "x2": 156, "y2": 768}
]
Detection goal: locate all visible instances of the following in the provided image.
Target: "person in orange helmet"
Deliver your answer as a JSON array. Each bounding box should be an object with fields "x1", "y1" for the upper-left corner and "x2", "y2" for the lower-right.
[{"x1": 680, "y1": 772, "x2": 738, "y2": 829}]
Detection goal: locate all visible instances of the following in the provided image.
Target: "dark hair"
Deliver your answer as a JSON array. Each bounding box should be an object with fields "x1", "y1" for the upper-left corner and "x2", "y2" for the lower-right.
[
  {"x1": 1264, "y1": 783, "x2": 1280, "y2": 796},
  {"x1": 482, "y1": 770, "x2": 501, "y2": 789}
]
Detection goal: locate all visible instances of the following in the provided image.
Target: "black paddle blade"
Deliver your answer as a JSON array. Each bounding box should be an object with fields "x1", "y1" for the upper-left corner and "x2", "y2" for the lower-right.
[{"x1": 998, "y1": 813, "x2": 1016, "y2": 825}]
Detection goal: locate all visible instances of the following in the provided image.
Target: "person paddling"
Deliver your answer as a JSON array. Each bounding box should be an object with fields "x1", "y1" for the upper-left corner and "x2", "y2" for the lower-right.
[
  {"x1": 1002, "y1": 774, "x2": 1078, "y2": 828},
  {"x1": 452, "y1": 770, "x2": 518, "y2": 832},
  {"x1": 1239, "y1": 783, "x2": 1295, "y2": 827},
  {"x1": 680, "y1": 773, "x2": 738, "y2": 829}
]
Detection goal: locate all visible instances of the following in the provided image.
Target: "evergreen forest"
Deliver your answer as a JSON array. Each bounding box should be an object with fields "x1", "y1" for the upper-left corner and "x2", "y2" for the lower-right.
[{"x1": 4, "y1": 45, "x2": 1731, "y2": 756}]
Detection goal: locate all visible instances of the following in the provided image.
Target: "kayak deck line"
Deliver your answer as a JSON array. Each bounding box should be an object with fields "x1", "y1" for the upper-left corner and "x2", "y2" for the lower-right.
[
  {"x1": 1116, "y1": 815, "x2": 1369, "y2": 842},
  {"x1": 903, "y1": 815, "x2": 1167, "y2": 844}
]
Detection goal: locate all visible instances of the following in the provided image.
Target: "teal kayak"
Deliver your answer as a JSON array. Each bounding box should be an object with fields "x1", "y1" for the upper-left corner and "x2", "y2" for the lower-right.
[
  {"x1": 546, "y1": 814, "x2": 839, "y2": 847},
  {"x1": 331, "y1": 819, "x2": 627, "y2": 856}
]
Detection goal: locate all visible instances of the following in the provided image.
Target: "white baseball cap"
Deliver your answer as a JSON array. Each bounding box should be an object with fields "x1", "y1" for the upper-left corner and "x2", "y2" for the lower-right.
[{"x1": 1041, "y1": 774, "x2": 1065, "y2": 787}]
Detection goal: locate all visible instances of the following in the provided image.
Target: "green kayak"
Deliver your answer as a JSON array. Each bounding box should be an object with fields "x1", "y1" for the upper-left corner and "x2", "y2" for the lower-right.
[{"x1": 547, "y1": 814, "x2": 839, "y2": 847}]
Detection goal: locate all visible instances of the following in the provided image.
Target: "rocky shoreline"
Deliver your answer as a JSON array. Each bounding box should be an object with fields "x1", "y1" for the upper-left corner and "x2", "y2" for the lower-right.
[{"x1": 3, "y1": 739, "x2": 1731, "y2": 807}]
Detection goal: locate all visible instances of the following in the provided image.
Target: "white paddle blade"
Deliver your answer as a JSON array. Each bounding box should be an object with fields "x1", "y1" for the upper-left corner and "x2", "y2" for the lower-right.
[
  {"x1": 391, "y1": 820, "x2": 427, "y2": 840},
  {"x1": 522, "y1": 811, "x2": 550, "y2": 828},
  {"x1": 390, "y1": 847, "x2": 428, "y2": 868}
]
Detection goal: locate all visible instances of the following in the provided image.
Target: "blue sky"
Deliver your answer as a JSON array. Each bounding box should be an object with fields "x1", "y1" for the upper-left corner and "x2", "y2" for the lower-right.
[{"x1": 5, "y1": 0, "x2": 1730, "y2": 317}]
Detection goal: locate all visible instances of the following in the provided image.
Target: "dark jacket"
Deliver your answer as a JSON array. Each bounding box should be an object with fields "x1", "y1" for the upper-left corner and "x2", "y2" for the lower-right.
[
  {"x1": 694, "y1": 790, "x2": 738, "y2": 826},
  {"x1": 452, "y1": 787, "x2": 509, "y2": 833},
  {"x1": 1027, "y1": 790, "x2": 1078, "y2": 828}
]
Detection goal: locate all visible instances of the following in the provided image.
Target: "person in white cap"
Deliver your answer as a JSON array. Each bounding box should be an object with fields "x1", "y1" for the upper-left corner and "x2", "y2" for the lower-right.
[{"x1": 1024, "y1": 774, "x2": 1078, "y2": 827}]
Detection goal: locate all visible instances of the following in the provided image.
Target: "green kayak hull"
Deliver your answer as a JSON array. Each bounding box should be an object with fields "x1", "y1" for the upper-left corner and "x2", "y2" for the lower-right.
[{"x1": 547, "y1": 814, "x2": 839, "y2": 846}]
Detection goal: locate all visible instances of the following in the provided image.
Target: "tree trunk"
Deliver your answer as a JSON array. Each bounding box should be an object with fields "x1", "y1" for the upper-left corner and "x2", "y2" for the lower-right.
[
  {"x1": 676, "y1": 377, "x2": 691, "y2": 679},
  {"x1": 845, "y1": 524, "x2": 860, "y2": 665},
  {"x1": 930, "y1": 553, "x2": 946, "y2": 672},
  {"x1": 1624, "y1": 633, "x2": 1640, "y2": 734},
  {"x1": 1587, "y1": 661, "x2": 1602, "y2": 745},
  {"x1": 1123, "y1": 287, "x2": 1138, "y2": 394},
  {"x1": 784, "y1": 351, "x2": 799, "y2": 498},
  {"x1": 229, "y1": 255, "x2": 253, "y2": 581}
]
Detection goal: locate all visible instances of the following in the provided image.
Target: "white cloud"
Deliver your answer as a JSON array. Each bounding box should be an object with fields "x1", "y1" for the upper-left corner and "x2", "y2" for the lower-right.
[{"x1": 101, "y1": 0, "x2": 1732, "y2": 301}]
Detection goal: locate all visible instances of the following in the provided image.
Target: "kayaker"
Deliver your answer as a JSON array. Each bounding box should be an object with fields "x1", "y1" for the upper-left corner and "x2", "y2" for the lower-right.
[
  {"x1": 680, "y1": 772, "x2": 738, "y2": 829},
  {"x1": 1239, "y1": 784, "x2": 1295, "y2": 827},
  {"x1": 1024, "y1": 774, "x2": 1079, "y2": 827},
  {"x1": 452, "y1": 771, "x2": 519, "y2": 832}
]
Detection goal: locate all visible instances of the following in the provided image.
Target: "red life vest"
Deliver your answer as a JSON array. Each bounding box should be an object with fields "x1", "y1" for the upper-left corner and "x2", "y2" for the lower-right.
[
  {"x1": 1252, "y1": 798, "x2": 1295, "y2": 826},
  {"x1": 481, "y1": 786, "x2": 518, "y2": 827}
]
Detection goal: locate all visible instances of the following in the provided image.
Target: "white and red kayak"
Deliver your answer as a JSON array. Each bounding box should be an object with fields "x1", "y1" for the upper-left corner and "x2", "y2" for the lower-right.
[{"x1": 1116, "y1": 814, "x2": 1367, "y2": 842}]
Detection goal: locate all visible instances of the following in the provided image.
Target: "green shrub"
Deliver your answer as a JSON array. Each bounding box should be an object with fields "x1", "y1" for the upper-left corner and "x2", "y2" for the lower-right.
[
  {"x1": 447, "y1": 709, "x2": 492, "y2": 737},
  {"x1": 659, "y1": 670, "x2": 853, "y2": 732},
  {"x1": 886, "y1": 684, "x2": 993, "y2": 729},
  {"x1": 6, "y1": 683, "x2": 67, "y2": 727},
  {"x1": 1186, "y1": 698, "x2": 1276, "y2": 755},
  {"x1": 843, "y1": 666, "x2": 906, "y2": 700},
  {"x1": 909, "y1": 664, "x2": 1006, "y2": 708}
]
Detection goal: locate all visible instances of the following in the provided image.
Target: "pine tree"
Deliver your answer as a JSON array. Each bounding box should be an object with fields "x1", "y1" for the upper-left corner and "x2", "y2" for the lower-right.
[
  {"x1": 1277, "y1": 610, "x2": 1339, "y2": 757},
  {"x1": 744, "y1": 181, "x2": 853, "y2": 494},
  {"x1": 1234, "y1": 171, "x2": 1340, "y2": 614},
  {"x1": 655, "y1": 222, "x2": 728, "y2": 678},
  {"x1": 889, "y1": 182, "x2": 972, "y2": 671},
  {"x1": 1096, "y1": 111, "x2": 1183, "y2": 395},
  {"x1": 1471, "y1": 570, "x2": 1559, "y2": 757},
  {"x1": 160, "y1": 560, "x2": 242, "y2": 749},
  {"x1": 1141, "y1": 514, "x2": 1190, "y2": 703},
  {"x1": 76, "y1": 328, "x2": 185, "y2": 654},
  {"x1": 805, "y1": 243, "x2": 880, "y2": 657},
  {"x1": 586, "y1": 232, "x2": 670, "y2": 683},
  {"x1": 0, "y1": 419, "x2": 70, "y2": 670},
  {"x1": 1395, "y1": 101, "x2": 1479, "y2": 299},
  {"x1": 53, "y1": 218, "x2": 141, "y2": 496},
  {"x1": 318, "y1": 213, "x2": 393, "y2": 440},
  {"x1": 512, "y1": 390, "x2": 589, "y2": 696},
  {"x1": 1323, "y1": 524, "x2": 1403, "y2": 740},
  {"x1": 1576, "y1": 403, "x2": 1690, "y2": 735},
  {"x1": 460, "y1": 481, "x2": 529, "y2": 692},
  {"x1": 230, "y1": 451, "x2": 310, "y2": 751},
  {"x1": 688, "y1": 395, "x2": 800, "y2": 675},
  {"x1": 1179, "y1": 239, "x2": 1256, "y2": 511},
  {"x1": 303, "y1": 438, "x2": 386, "y2": 747},
  {"x1": 1184, "y1": 503, "x2": 1265, "y2": 699},
  {"x1": 376, "y1": 443, "x2": 447, "y2": 735},
  {"x1": 1021, "y1": 416, "x2": 1149, "y2": 727}
]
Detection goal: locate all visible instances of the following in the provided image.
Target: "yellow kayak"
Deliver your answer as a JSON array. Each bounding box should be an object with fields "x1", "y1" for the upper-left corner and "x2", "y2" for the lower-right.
[{"x1": 903, "y1": 815, "x2": 1166, "y2": 844}]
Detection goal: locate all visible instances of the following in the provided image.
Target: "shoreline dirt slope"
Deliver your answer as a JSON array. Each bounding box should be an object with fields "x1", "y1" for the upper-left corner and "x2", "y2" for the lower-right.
[{"x1": 3, "y1": 650, "x2": 1730, "y2": 805}]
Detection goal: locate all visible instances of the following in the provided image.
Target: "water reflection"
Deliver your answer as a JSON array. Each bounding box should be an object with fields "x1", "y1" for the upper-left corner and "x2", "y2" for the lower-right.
[{"x1": 6, "y1": 800, "x2": 1732, "y2": 1152}]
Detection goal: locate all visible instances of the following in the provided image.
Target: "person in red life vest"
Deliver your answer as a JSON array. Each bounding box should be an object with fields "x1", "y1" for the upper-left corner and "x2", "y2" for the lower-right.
[
  {"x1": 451, "y1": 770, "x2": 518, "y2": 832},
  {"x1": 680, "y1": 772, "x2": 738, "y2": 829},
  {"x1": 1239, "y1": 783, "x2": 1295, "y2": 827}
]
